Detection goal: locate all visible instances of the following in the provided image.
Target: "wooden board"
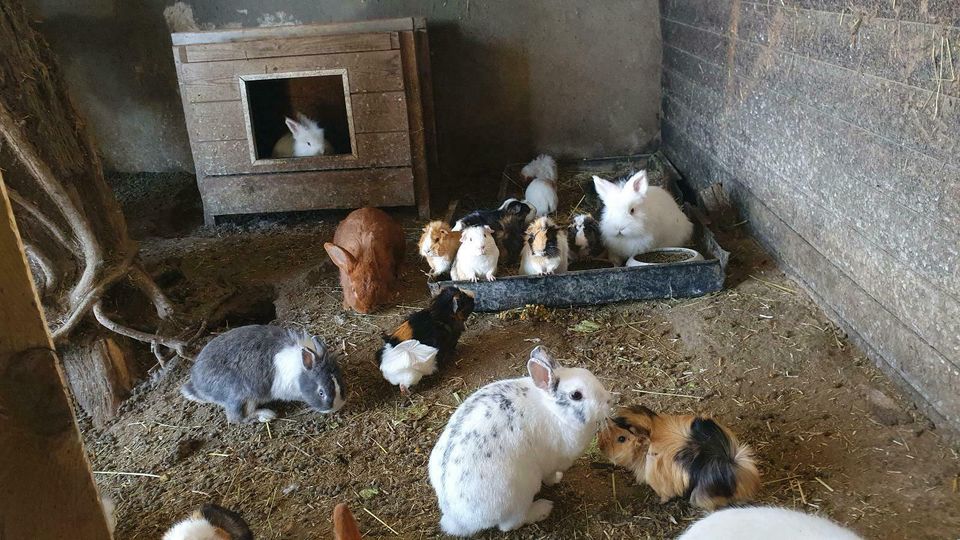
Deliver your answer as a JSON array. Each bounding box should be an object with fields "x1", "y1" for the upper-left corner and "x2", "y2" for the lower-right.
[
  {"x1": 195, "y1": 131, "x2": 411, "y2": 176},
  {"x1": 172, "y1": 17, "x2": 418, "y2": 46},
  {"x1": 400, "y1": 29, "x2": 432, "y2": 219},
  {"x1": 183, "y1": 31, "x2": 397, "y2": 63},
  {"x1": 178, "y1": 49, "x2": 403, "y2": 103},
  {"x1": 0, "y1": 176, "x2": 113, "y2": 539},
  {"x1": 187, "y1": 91, "x2": 408, "y2": 142},
  {"x1": 199, "y1": 167, "x2": 415, "y2": 217}
]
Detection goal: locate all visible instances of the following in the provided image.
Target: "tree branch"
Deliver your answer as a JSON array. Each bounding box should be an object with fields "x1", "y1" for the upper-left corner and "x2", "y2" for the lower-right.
[
  {"x1": 92, "y1": 302, "x2": 187, "y2": 358},
  {"x1": 50, "y1": 246, "x2": 137, "y2": 341},
  {"x1": 0, "y1": 100, "x2": 103, "y2": 305},
  {"x1": 129, "y1": 265, "x2": 176, "y2": 320},
  {"x1": 7, "y1": 186, "x2": 79, "y2": 255},
  {"x1": 22, "y1": 241, "x2": 58, "y2": 291}
]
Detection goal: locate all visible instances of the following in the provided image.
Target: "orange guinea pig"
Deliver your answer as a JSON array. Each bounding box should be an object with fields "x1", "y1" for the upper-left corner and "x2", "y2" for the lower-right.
[
  {"x1": 598, "y1": 405, "x2": 760, "y2": 510},
  {"x1": 324, "y1": 207, "x2": 405, "y2": 313},
  {"x1": 418, "y1": 220, "x2": 461, "y2": 278}
]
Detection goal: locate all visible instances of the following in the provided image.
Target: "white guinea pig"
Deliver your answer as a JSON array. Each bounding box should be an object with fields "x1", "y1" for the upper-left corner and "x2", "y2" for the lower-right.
[
  {"x1": 428, "y1": 346, "x2": 612, "y2": 536},
  {"x1": 450, "y1": 225, "x2": 499, "y2": 282},
  {"x1": 593, "y1": 170, "x2": 693, "y2": 266},
  {"x1": 677, "y1": 507, "x2": 863, "y2": 540},
  {"x1": 272, "y1": 113, "x2": 334, "y2": 158}
]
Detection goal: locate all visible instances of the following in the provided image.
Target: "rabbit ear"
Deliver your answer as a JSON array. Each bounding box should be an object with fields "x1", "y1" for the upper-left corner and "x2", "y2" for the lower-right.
[
  {"x1": 625, "y1": 171, "x2": 649, "y2": 197},
  {"x1": 333, "y1": 503, "x2": 361, "y2": 540},
  {"x1": 527, "y1": 346, "x2": 558, "y2": 392},
  {"x1": 301, "y1": 347, "x2": 317, "y2": 370},
  {"x1": 592, "y1": 175, "x2": 618, "y2": 202},
  {"x1": 285, "y1": 116, "x2": 302, "y2": 135},
  {"x1": 324, "y1": 242, "x2": 357, "y2": 271}
]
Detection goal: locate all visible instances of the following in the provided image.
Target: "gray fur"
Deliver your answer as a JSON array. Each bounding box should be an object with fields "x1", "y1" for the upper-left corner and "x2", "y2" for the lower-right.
[{"x1": 181, "y1": 325, "x2": 345, "y2": 423}]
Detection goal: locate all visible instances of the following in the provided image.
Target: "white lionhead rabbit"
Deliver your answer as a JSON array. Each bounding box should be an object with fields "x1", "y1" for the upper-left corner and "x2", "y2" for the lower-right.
[
  {"x1": 593, "y1": 170, "x2": 693, "y2": 266},
  {"x1": 428, "y1": 346, "x2": 613, "y2": 536},
  {"x1": 271, "y1": 112, "x2": 334, "y2": 157}
]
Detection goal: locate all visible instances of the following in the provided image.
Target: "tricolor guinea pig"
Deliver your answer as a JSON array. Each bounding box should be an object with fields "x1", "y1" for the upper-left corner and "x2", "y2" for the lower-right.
[{"x1": 519, "y1": 216, "x2": 569, "y2": 276}]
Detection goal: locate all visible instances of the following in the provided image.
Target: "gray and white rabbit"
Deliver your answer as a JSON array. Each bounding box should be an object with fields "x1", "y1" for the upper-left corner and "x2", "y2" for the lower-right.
[
  {"x1": 181, "y1": 325, "x2": 346, "y2": 423},
  {"x1": 428, "y1": 346, "x2": 612, "y2": 536},
  {"x1": 567, "y1": 213, "x2": 604, "y2": 261}
]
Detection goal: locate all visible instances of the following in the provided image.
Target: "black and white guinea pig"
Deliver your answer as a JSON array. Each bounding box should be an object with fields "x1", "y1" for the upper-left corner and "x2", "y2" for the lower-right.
[{"x1": 567, "y1": 213, "x2": 605, "y2": 261}]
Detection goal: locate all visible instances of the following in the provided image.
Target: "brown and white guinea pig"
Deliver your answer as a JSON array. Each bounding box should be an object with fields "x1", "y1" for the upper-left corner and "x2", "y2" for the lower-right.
[
  {"x1": 567, "y1": 213, "x2": 605, "y2": 261},
  {"x1": 519, "y1": 216, "x2": 569, "y2": 276},
  {"x1": 324, "y1": 207, "x2": 405, "y2": 313},
  {"x1": 333, "y1": 503, "x2": 361, "y2": 540},
  {"x1": 597, "y1": 405, "x2": 760, "y2": 510},
  {"x1": 418, "y1": 221, "x2": 460, "y2": 278},
  {"x1": 162, "y1": 504, "x2": 253, "y2": 540},
  {"x1": 378, "y1": 286, "x2": 475, "y2": 393}
]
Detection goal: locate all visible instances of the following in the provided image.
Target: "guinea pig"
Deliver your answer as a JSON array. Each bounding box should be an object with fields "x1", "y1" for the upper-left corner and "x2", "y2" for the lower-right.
[
  {"x1": 567, "y1": 213, "x2": 604, "y2": 261},
  {"x1": 597, "y1": 405, "x2": 760, "y2": 510},
  {"x1": 519, "y1": 216, "x2": 569, "y2": 276},
  {"x1": 418, "y1": 221, "x2": 460, "y2": 278},
  {"x1": 162, "y1": 504, "x2": 253, "y2": 540}
]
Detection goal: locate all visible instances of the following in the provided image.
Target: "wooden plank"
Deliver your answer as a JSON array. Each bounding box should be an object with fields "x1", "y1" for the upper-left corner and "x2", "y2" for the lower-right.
[
  {"x1": 399, "y1": 30, "x2": 432, "y2": 219},
  {"x1": 0, "y1": 176, "x2": 112, "y2": 539},
  {"x1": 183, "y1": 32, "x2": 395, "y2": 63},
  {"x1": 187, "y1": 91, "x2": 407, "y2": 142},
  {"x1": 172, "y1": 17, "x2": 416, "y2": 46},
  {"x1": 200, "y1": 167, "x2": 415, "y2": 217},
  {"x1": 196, "y1": 131, "x2": 411, "y2": 175},
  {"x1": 179, "y1": 49, "x2": 403, "y2": 103}
]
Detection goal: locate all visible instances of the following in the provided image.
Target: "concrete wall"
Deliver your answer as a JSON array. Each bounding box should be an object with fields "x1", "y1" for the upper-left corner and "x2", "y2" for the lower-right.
[
  {"x1": 659, "y1": 0, "x2": 960, "y2": 433},
  {"x1": 30, "y1": 0, "x2": 662, "y2": 196}
]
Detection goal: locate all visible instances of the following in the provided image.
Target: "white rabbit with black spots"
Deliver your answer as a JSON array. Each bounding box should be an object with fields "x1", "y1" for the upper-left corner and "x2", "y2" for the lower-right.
[
  {"x1": 593, "y1": 170, "x2": 693, "y2": 266},
  {"x1": 428, "y1": 346, "x2": 612, "y2": 536}
]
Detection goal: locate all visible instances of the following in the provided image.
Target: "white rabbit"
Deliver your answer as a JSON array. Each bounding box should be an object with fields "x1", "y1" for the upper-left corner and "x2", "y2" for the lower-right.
[
  {"x1": 522, "y1": 155, "x2": 559, "y2": 217},
  {"x1": 450, "y1": 225, "x2": 499, "y2": 282},
  {"x1": 593, "y1": 170, "x2": 693, "y2": 266},
  {"x1": 428, "y1": 346, "x2": 612, "y2": 536},
  {"x1": 677, "y1": 507, "x2": 863, "y2": 540},
  {"x1": 271, "y1": 112, "x2": 334, "y2": 158}
]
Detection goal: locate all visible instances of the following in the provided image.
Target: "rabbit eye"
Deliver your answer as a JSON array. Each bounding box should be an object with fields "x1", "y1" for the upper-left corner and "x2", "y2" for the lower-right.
[
  {"x1": 306, "y1": 142, "x2": 312, "y2": 146},
  {"x1": 571, "y1": 390, "x2": 583, "y2": 401},
  {"x1": 317, "y1": 389, "x2": 325, "y2": 398},
  {"x1": 629, "y1": 208, "x2": 635, "y2": 215},
  {"x1": 617, "y1": 435, "x2": 626, "y2": 443}
]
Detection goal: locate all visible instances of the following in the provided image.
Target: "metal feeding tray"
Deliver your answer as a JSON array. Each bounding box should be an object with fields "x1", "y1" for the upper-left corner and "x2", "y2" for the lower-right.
[{"x1": 427, "y1": 153, "x2": 730, "y2": 312}]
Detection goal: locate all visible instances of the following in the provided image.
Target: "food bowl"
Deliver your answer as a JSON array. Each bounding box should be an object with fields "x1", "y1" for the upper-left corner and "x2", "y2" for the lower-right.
[{"x1": 626, "y1": 247, "x2": 703, "y2": 267}]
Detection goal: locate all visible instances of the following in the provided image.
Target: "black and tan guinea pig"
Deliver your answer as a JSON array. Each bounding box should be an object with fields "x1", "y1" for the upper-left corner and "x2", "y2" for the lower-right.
[
  {"x1": 519, "y1": 216, "x2": 569, "y2": 276},
  {"x1": 378, "y1": 286, "x2": 476, "y2": 393},
  {"x1": 598, "y1": 405, "x2": 760, "y2": 510},
  {"x1": 567, "y1": 213, "x2": 605, "y2": 261}
]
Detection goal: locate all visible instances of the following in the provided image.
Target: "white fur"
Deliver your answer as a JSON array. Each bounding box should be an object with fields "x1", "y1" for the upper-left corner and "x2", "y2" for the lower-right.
[
  {"x1": 451, "y1": 226, "x2": 499, "y2": 282},
  {"x1": 270, "y1": 344, "x2": 305, "y2": 401},
  {"x1": 428, "y1": 347, "x2": 612, "y2": 536},
  {"x1": 330, "y1": 377, "x2": 346, "y2": 413},
  {"x1": 519, "y1": 230, "x2": 569, "y2": 276},
  {"x1": 593, "y1": 171, "x2": 693, "y2": 266},
  {"x1": 162, "y1": 517, "x2": 223, "y2": 540},
  {"x1": 570, "y1": 214, "x2": 591, "y2": 260},
  {"x1": 101, "y1": 496, "x2": 117, "y2": 535},
  {"x1": 678, "y1": 507, "x2": 863, "y2": 540},
  {"x1": 525, "y1": 178, "x2": 558, "y2": 217},
  {"x1": 380, "y1": 339, "x2": 440, "y2": 388},
  {"x1": 271, "y1": 113, "x2": 333, "y2": 157},
  {"x1": 521, "y1": 154, "x2": 557, "y2": 182}
]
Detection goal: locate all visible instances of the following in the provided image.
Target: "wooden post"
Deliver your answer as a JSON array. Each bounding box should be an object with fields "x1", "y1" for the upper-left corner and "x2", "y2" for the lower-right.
[{"x1": 0, "y1": 175, "x2": 112, "y2": 539}]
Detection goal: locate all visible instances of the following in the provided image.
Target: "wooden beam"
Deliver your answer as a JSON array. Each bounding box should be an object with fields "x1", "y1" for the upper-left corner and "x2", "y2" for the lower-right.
[{"x1": 0, "y1": 174, "x2": 112, "y2": 539}]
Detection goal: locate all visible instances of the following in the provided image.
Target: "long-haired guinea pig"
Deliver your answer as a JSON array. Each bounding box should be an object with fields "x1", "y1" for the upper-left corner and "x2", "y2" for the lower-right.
[
  {"x1": 418, "y1": 221, "x2": 460, "y2": 278},
  {"x1": 162, "y1": 504, "x2": 253, "y2": 540},
  {"x1": 519, "y1": 216, "x2": 569, "y2": 276},
  {"x1": 598, "y1": 405, "x2": 760, "y2": 510},
  {"x1": 567, "y1": 213, "x2": 604, "y2": 261}
]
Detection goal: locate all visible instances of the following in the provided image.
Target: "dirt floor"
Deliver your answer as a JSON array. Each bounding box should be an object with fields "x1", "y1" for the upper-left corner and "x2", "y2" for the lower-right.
[{"x1": 85, "y1": 171, "x2": 960, "y2": 539}]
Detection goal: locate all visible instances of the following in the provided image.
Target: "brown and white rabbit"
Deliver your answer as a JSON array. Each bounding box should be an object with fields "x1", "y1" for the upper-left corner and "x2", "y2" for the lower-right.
[
  {"x1": 598, "y1": 405, "x2": 760, "y2": 510},
  {"x1": 519, "y1": 216, "x2": 569, "y2": 276},
  {"x1": 418, "y1": 221, "x2": 460, "y2": 278},
  {"x1": 333, "y1": 504, "x2": 361, "y2": 540},
  {"x1": 324, "y1": 207, "x2": 405, "y2": 313},
  {"x1": 162, "y1": 504, "x2": 253, "y2": 540}
]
